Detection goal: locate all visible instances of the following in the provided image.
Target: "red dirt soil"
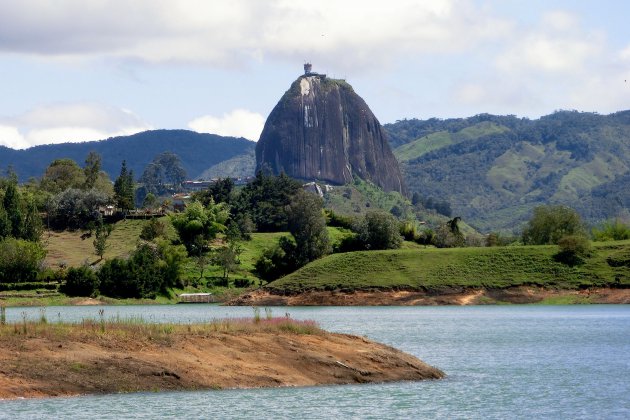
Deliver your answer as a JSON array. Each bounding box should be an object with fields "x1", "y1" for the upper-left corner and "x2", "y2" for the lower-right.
[
  {"x1": 0, "y1": 329, "x2": 443, "y2": 400},
  {"x1": 228, "y1": 287, "x2": 630, "y2": 306}
]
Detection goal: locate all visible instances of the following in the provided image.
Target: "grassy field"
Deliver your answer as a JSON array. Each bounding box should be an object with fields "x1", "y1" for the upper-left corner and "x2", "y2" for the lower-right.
[
  {"x1": 266, "y1": 240, "x2": 630, "y2": 293},
  {"x1": 43, "y1": 219, "x2": 160, "y2": 268}
]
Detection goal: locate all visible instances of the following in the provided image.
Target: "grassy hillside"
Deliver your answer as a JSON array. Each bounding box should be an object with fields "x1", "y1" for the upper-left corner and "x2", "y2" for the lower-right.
[
  {"x1": 394, "y1": 122, "x2": 509, "y2": 162},
  {"x1": 265, "y1": 240, "x2": 630, "y2": 293},
  {"x1": 385, "y1": 111, "x2": 630, "y2": 233},
  {"x1": 43, "y1": 220, "x2": 353, "y2": 282}
]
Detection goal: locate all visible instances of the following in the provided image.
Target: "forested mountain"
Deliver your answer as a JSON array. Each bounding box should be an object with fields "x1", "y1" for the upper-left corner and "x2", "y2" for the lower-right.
[
  {"x1": 384, "y1": 111, "x2": 630, "y2": 233},
  {"x1": 0, "y1": 130, "x2": 254, "y2": 181}
]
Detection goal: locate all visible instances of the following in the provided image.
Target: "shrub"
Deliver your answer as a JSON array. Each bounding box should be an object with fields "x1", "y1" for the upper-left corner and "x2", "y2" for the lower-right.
[
  {"x1": 254, "y1": 237, "x2": 298, "y2": 281},
  {"x1": 140, "y1": 218, "x2": 167, "y2": 241},
  {"x1": 98, "y1": 241, "x2": 186, "y2": 299},
  {"x1": 592, "y1": 219, "x2": 630, "y2": 241},
  {"x1": 554, "y1": 234, "x2": 591, "y2": 266},
  {"x1": 325, "y1": 210, "x2": 355, "y2": 229},
  {"x1": 399, "y1": 221, "x2": 417, "y2": 241},
  {"x1": 60, "y1": 266, "x2": 99, "y2": 297},
  {"x1": 522, "y1": 205, "x2": 585, "y2": 245},
  {"x1": 353, "y1": 211, "x2": 403, "y2": 250},
  {"x1": 0, "y1": 238, "x2": 46, "y2": 283}
]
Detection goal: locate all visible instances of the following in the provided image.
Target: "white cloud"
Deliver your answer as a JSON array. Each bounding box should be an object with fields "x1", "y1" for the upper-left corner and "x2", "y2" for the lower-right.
[
  {"x1": 0, "y1": 103, "x2": 152, "y2": 149},
  {"x1": 188, "y1": 109, "x2": 265, "y2": 141},
  {"x1": 0, "y1": 0, "x2": 510, "y2": 72}
]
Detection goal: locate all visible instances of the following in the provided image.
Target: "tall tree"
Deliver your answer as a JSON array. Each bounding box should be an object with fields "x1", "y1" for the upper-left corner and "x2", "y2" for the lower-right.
[
  {"x1": 170, "y1": 200, "x2": 229, "y2": 256},
  {"x1": 285, "y1": 190, "x2": 331, "y2": 266},
  {"x1": 83, "y1": 151, "x2": 102, "y2": 190},
  {"x1": 3, "y1": 181, "x2": 22, "y2": 238},
  {"x1": 114, "y1": 161, "x2": 135, "y2": 211}
]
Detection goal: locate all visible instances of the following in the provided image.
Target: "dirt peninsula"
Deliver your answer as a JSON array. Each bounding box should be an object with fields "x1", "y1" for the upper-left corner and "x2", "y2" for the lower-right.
[{"x1": 0, "y1": 320, "x2": 443, "y2": 400}]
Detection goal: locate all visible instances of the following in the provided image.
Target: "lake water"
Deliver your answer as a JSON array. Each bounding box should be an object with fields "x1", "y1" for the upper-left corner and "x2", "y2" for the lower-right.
[{"x1": 2, "y1": 305, "x2": 629, "y2": 419}]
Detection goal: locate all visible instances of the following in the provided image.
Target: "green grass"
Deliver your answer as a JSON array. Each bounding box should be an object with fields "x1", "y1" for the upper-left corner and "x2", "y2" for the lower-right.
[
  {"x1": 394, "y1": 122, "x2": 509, "y2": 162},
  {"x1": 266, "y1": 240, "x2": 630, "y2": 293},
  {"x1": 43, "y1": 218, "x2": 173, "y2": 268}
]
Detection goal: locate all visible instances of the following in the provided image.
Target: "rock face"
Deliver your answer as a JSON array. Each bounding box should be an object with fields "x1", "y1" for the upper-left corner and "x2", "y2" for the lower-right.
[{"x1": 256, "y1": 72, "x2": 406, "y2": 195}]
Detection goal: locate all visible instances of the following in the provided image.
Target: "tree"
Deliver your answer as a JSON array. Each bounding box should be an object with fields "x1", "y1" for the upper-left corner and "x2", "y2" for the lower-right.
[
  {"x1": 60, "y1": 266, "x2": 100, "y2": 297},
  {"x1": 193, "y1": 177, "x2": 234, "y2": 206},
  {"x1": 40, "y1": 159, "x2": 85, "y2": 194},
  {"x1": 47, "y1": 188, "x2": 109, "y2": 230},
  {"x1": 3, "y1": 181, "x2": 22, "y2": 238},
  {"x1": 0, "y1": 238, "x2": 46, "y2": 283},
  {"x1": 213, "y1": 241, "x2": 242, "y2": 279},
  {"x1": 139, "y1": 152, "x2": 187, "y2": 195},
  {"x1": 142, "y1": 192, "x2": 157, "y2": 210},
  {"x1": 285, "y1": 190, "x2": 331, "y2": 266},
  {"x1": 354, "y1": 211, "x2": 403, "y2": 250},
  {"x1": 83, "y1": 151, "x2": 102, "y2": 190},
  {"x1": 522, "y1": 205, "x2": 585, "y2": 245},
  {"x1": 170, "y1": 200, "x2": 229, "y2": 256},
  {"x1": 93, "y1": 222, "x2": 112, "y2": 260},
  {"x1": 139, "y1": 217, "x2": 167, "y2": 241},
  {"x1": 21, "y1": 196, "x2": 43, "y2": 242},
  {"x1": 232, "y1": 171, "x2": 302, "y2": 232},
  {"x1": 114, "y1": 161, "x2": 135, "y2": 212},
  {"x1": 434, "y1": 217, "x2": 465, "y2": 248}
]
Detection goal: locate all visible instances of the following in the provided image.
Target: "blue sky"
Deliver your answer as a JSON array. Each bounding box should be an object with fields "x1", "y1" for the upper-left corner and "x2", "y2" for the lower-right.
[{"x1": 0, "y1": 0, "x2": 629, "y2": 149}]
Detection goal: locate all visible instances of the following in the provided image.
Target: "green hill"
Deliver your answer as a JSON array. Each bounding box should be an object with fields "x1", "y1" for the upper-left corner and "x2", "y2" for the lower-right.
[
  {"x1": 384, "y1": 111, "x2": 630, "y2": 233},
  {"x1": 265, "y1": 240, "x2": 630, "y2": 294}
]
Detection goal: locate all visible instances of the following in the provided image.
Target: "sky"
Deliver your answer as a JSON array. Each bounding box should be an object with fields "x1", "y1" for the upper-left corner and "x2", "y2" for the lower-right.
[{"x1": 0, "y1": 0, "x2": 629, "y2": 149}]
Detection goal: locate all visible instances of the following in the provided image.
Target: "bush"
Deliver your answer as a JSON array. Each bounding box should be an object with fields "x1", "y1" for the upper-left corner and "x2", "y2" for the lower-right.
[
  {"x1": 353, "y1": 211, "x2": 403, "y2": 250},
  {"x1": 0, "y1": 238, "x2": 46, "y2": 283},
  {"x1": 399, "y1": 221, "x2": 417, "y2": 241},
  {"x1": 98, "y1": 241, "x2": 186, "y2": 299},
  {"x1": 140, "y1": 218, "x2": 167, "y2": 241},
  {"x1": 324, "y1": 210, "x2": 355, "y2": 229},
  {"x1": 522, "y1": 205, "x2": 585, "y2": 245},
  {"x1": 592, "y1": 219, "x2": 630, "y2": 241},
  {"x1": 0, "y1": 282, "x2": 58, "y2": 292},
  {"x1": 554, "y1": 235, "x2": 591, "y2": 266},
  {"x1": 254, "y1": 237, "x2": 298, "y2": 281},
  {"x1": 234, "y1": 278, "x2": 253, "y2": 288},
  {"x1": 60, "y1": 266, "x2": 99, "y2": 297}
]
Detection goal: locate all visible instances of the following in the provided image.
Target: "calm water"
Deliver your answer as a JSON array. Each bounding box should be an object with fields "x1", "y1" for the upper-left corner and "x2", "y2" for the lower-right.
[{"x1": 1, "y1": 305, "x2": 629, "y2": 419}]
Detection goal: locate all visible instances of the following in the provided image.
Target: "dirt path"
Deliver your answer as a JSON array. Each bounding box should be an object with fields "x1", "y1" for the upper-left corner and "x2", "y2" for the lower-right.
[
  {"x1": 229, "y1": 287, "x2": 630, "y2": 306},
  {"x1": 0, "y1": 330, "x2": 443, "y2": 400}
]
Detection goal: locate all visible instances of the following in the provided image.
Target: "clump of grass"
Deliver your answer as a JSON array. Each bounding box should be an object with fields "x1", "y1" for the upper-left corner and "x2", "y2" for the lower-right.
[
  {"x1": 39, "y1": 307, "x2": 47, "y2": 324},
  {"x1": 0, "y1": 305, "x2": 5, "y2": 325}
]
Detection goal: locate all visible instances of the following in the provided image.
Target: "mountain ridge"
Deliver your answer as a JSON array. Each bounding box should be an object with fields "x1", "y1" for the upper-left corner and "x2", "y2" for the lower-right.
[
  {"x1": 0, "y1": 129, "x2": 254, "y2": 181},
  {"x1": 385, "y1": 110, "x2": 630, "y2": 231}
]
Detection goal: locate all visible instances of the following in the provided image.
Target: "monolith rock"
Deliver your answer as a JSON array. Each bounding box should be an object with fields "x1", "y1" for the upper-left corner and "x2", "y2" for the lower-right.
[{"x1": 256, "y1": 65, "x2": 406, "y2": 195}]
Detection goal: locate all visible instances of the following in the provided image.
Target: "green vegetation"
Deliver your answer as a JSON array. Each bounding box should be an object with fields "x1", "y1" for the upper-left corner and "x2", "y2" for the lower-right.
[
  {"x1": 592, "y1": 219, "x2": 630, "y2": 241},
  {"x1": 266, "y1": 240, "x2": 630, "y2": 293},
  {"x1": 386, "y1": 111, "x2": 630, "y2": 233},
  {"x1": 522, "y1": 205, "x2": 585, "y2": 245},
  {"x1": 1, "y1": 130, "x2": 254, "y2": 183}
]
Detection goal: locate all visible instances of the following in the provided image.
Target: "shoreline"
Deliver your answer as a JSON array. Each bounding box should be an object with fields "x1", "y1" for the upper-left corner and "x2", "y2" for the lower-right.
[
  {"x1": 228, "y1": 286, "x2": 630, "y2": 306},
  {"x1": 0, "y1": 320, "x2": 444, "y2": 400}
]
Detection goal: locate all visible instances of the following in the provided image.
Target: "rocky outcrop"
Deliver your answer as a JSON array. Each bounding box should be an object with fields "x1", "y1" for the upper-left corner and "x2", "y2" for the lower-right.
[{"x1": 256, "y1": 72, "x2": 406, "y2": 195}]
